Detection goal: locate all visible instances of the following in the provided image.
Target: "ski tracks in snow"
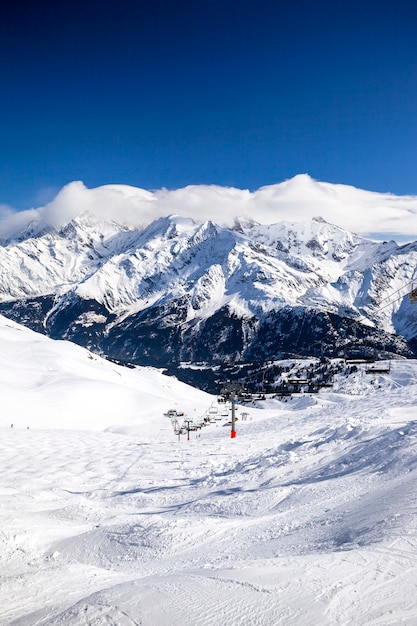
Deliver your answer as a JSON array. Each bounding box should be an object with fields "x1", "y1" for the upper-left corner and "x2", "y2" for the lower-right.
[{"x1": 2, "y1": 380, "x2": 417, "y2": 625}]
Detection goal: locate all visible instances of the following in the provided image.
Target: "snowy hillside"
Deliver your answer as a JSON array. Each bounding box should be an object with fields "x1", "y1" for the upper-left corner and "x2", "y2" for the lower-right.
[
  {"x1": 2, "y1": 315, "x2": 417, "y2": 624},
  {"x1": 1, "y1": 210, "x2": 417, "y2": 372},
  {"x1": 0, "y1": 314, "x2": 211, "y2": 434}
]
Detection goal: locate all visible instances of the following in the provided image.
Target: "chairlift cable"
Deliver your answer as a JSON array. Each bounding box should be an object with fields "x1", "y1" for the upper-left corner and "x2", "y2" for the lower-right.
[
  {"x1": 354, "y1": 278, "x2": 417, "y2": 326},
  {"x1": 292, "y1": 278, "x2": 417, "y2": 358}
]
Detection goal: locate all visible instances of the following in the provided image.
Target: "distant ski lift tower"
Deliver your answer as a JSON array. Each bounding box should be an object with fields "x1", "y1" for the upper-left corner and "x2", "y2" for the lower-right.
[
  {"x1": 230, "y1": 396, "x2": 237, "y2": 439},
  {"x1": 221, "y1": 382, "x2": 242, "y2": 439},
  {"x1": 409, "y1": 284, "x2": 417, "y2": 303}
]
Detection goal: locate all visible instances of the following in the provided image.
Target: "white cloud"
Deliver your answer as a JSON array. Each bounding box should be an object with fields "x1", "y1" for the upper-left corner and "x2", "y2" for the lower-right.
[
  {"x1": 1, "y1": 174, "x2": 417, "y2": 241},
  {"x1": 0, "y1": 203, "x2": 15, "y2": 219}
]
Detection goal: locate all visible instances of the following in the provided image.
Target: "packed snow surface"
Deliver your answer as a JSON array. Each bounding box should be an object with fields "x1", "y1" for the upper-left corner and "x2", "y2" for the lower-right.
[{"x1": 1, "y1": 314, "x2": 417, "y2": 625}]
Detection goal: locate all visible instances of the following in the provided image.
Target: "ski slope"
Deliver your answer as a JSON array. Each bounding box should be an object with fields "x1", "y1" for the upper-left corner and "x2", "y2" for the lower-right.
[{"x1": 1, "y1": 315, "x2": 417, "y2": 625}]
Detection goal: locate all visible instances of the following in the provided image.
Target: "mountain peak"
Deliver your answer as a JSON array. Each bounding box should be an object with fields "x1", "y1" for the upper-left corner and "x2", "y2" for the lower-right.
[{"x1": 0, "y1": 211, "x2": 416, "y2": 367}]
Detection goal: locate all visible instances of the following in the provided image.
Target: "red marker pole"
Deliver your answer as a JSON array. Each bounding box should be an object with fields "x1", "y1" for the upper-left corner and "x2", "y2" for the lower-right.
[{"x1": 230, "y1": 396, "x2": 237, "y2": 438}]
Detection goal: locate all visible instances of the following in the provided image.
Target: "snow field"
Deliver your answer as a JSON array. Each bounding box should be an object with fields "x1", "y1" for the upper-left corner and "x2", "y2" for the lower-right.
[{"x1": 1, "y1": 316, "x2": 417, "y2": 624}]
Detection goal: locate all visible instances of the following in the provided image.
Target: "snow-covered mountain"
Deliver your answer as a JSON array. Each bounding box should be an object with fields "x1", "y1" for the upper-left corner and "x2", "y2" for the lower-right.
[{"x1": 1, "y1": 211, "x2": 417, "y2": 373}]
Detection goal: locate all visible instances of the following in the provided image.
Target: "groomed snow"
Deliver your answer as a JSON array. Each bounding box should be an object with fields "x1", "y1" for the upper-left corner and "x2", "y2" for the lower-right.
[{"x1": 1, "y1": 314, "x2": 417, "y2": 625}]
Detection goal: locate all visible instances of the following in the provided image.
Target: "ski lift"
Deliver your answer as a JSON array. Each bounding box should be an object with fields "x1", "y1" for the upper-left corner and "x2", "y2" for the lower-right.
[{"x1": 409, "y1": 284, "x2": 417, "y2": 303}]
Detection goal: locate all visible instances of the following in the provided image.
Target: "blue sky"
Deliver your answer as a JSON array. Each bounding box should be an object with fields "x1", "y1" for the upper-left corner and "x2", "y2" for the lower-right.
[{"x1": 1, "y1": 0, "x2": 417, "y2": 211}]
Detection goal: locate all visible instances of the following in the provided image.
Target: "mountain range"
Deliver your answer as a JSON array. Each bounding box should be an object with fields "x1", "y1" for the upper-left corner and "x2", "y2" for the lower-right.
[{"x1": 1, "y1": 210, "x2": 417, "y2": 386}]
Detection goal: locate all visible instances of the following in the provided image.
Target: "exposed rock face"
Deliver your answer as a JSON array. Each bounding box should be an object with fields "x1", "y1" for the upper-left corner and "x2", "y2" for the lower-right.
[{"x1": 1, "y1": 212, "x2": 416, "y2": 367}]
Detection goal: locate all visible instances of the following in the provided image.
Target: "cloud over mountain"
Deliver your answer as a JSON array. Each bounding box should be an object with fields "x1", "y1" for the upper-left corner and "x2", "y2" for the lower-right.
[{"x1": 2, "y1": 175, "x2": 417, "y2": 242}]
